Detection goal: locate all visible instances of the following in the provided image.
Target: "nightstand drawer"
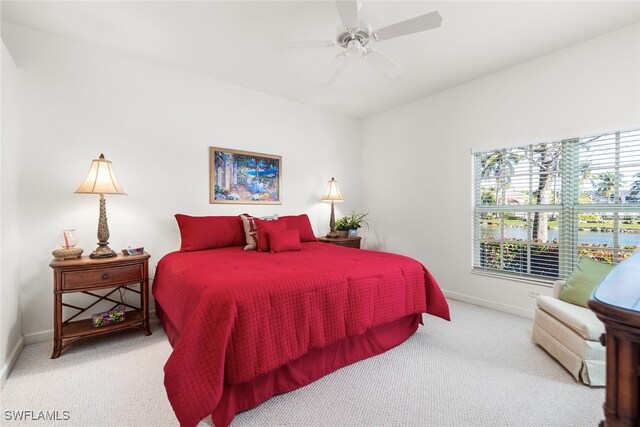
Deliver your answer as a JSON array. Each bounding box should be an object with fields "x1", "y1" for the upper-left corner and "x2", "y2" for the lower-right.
[{"x1": 62, "y1": 264, "x2": 143, "y2": 290}]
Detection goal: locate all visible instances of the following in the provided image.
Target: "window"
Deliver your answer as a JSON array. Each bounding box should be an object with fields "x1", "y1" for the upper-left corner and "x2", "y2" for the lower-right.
[{"x1": 472, "y1": 129, "x2": 640, "y2": 281}]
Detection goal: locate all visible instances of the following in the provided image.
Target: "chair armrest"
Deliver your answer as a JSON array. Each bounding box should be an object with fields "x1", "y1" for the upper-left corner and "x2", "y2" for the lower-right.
[{"x1": 553, "y1": 280, "x2": 566, "y2": 299}]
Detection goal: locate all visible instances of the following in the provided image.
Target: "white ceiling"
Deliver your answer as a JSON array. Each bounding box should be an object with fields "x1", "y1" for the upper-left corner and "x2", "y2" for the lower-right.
[{"x1": 3, "y1": 1, "x2": 640, "y2": 117}]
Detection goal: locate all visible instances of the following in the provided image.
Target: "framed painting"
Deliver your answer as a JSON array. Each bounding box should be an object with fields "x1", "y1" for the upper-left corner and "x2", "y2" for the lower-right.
[{"x1": 209, "y1": 147, "x2": 282, "y2": 204}]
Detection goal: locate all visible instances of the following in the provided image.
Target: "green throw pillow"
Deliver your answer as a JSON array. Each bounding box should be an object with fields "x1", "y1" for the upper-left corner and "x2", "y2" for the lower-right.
[{"x1": 560, "y1": 257, "x2": 614, "y2": 308}]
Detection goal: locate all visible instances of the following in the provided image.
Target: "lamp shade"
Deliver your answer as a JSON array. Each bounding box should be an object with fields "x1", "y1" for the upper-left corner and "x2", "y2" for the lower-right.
[
  {"x1": 321, "y1": 177, "x2": 343, "y2": 202},
  {"x1": 75, "y1": 154, "x2": 127, "y2": 195}
]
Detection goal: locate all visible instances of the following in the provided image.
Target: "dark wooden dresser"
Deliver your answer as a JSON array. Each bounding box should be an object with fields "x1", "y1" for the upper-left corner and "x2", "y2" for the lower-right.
[{"x1": 588, "y1": 254, "x2": 640, "y2": 427}]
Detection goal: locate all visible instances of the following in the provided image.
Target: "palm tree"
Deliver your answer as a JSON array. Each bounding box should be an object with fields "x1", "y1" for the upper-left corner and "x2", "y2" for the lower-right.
[
  {"x1": 481, "y1": 149, "x2": 521, "y2": 205},
  {"x1": 481, "y1": 187, "x2": 496, "y2": 205},
  {"x1": 593, "y1": 172, "x2": 617, "y2": 202}
]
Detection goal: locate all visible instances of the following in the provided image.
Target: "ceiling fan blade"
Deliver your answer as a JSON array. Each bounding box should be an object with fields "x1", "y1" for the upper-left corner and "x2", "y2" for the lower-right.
[
  {"x1": 274, "y1": 40, "x2": 336, "y2": 50},
  {"x1": 321, "y1": 53, "x2": 351, "y2": 85},
  {"x1": 335, "y1": 0, "x2": 359, "y2": 30},
  {"x1": 366, "y1": 49, "x2": 404, "y2": 79},
  {"x1": 374, "y1": 11, "x2": 442, "y2": 41}
]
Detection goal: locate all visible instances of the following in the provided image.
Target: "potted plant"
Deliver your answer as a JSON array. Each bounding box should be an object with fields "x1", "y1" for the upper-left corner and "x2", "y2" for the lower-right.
[
  {"x1": 346, "y1": 211, "x2": 369, "y2": 237},
  {"x1": 335, "y1": 217, "x2": 350, "y2": 237}
]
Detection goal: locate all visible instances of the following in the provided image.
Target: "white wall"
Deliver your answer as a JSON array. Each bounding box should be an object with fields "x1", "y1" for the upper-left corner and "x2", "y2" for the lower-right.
[
  {"x1": 361, "y1": 24, "x2": 640, "y2": 318},
  {"x1": 1, "y1": 23, "x2": 362, "y2": 340},
  {"x1": 1, "y1": 38, "x2": 23, "y2": 381}
]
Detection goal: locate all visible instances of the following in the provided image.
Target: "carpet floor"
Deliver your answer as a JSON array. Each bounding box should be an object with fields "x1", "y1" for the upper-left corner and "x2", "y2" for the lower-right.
[{"x1": 0, "y1": 300, "x2": 604, "y2": 426}]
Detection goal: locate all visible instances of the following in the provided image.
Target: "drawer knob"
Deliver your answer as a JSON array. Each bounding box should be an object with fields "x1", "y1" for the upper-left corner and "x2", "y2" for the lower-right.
[{"x1": 101, "y1": 273, "x2": 109, "y2": 280}]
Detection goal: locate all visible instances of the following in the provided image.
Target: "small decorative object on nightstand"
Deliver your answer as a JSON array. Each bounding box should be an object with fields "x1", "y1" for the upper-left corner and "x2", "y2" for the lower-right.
[
  {"x1": 49, "y1": 252, "x2": 151, "y2": 358},
  {"x1": 52, "y1": 229, "x2": 84, "y2": 260},
  {"x1": 122, "y1": 246, "x2": 144, "y2": 256},
  {"x1": 317, "y1": 236, "x2": 361, "y2": 249}
]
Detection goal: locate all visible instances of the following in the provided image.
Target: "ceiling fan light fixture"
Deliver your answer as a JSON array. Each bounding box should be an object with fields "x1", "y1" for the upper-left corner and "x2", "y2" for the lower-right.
[
  {"x1": 345, "y1": 39, "x2": 364, "y2": 56},
  {"x1": 335, "y1": 21, "x2": 372, "y2": 48}
]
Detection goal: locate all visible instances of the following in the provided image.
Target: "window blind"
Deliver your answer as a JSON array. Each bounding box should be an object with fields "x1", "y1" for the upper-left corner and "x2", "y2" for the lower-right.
[{"x1": 472, "y1": 129, "x2": 640, "y2": 281}]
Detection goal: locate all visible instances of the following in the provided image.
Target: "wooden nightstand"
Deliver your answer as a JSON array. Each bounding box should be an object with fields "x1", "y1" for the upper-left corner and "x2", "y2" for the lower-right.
[
  {"x1": 50, "y1": 252, "x2": 151, "y2": 358},
  {"x1": 317, "y1": 236, "x2": 361, "y2": 249}
]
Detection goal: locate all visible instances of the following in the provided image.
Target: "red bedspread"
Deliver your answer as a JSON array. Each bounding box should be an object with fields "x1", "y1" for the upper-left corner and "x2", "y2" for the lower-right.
[{"x1": 153, "y1": 242, "x2": 449, "y2": 426}]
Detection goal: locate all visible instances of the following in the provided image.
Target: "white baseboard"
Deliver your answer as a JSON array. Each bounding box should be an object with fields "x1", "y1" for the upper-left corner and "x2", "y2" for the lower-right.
[
  {"x1": 23, "y1": 310, "x2": 160, "y2": 345},
  {"x1": 23, "y1": 329, "x2": 52, "y2": 345},
  {"x1": 0, "y1": 336, "x2": 24, "y2": 388},
  {"x1": 443, "y1": 290, "x2": 534, "y2": 319}
]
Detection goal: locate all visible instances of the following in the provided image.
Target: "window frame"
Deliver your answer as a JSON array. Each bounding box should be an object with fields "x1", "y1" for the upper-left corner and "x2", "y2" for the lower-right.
[{"x1": 472, "y1": 129, "x2": 640, "y2": 283}]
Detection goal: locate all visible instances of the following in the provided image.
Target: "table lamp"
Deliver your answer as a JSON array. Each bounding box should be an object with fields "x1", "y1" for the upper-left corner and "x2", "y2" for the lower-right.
[
  {"x1": 321, "y1": 177, "x2": 343, "y2": 238},
  {"x1": 75, "y1": 154, "x2": 127, "y2": 258}
]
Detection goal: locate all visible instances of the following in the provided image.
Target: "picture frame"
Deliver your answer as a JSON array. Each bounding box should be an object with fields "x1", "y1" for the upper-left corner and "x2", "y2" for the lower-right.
[{"x1": 209, "y1": 147, "x2": 282, "y2": 204}]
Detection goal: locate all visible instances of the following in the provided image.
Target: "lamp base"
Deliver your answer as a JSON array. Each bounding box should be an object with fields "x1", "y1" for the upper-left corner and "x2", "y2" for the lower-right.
[
  {"x1": 325, "y1": 231, "x2": 339, "y2": 238},
  {"x1": 91, "y1": 194, "x2": 117, "y2": 259},
  {"x1": 90, "y1": 244, "x2": 117, "y2": 259}
]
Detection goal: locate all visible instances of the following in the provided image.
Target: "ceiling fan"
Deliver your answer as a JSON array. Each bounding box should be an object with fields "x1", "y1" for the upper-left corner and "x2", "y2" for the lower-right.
[{"x1": 275, "y1": 0, "x2": 442, "y2": 82}]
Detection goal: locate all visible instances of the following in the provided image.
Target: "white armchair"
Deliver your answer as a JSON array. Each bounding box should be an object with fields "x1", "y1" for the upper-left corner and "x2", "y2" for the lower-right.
[{"x1": 532, "y1": 280, "x2": 606, "y2": 386}]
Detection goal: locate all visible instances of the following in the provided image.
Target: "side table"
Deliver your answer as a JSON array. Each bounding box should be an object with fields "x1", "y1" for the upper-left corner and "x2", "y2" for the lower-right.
[
  {"x1": 50, "y1": 252, "x2": 151, "y2": 358},
  {"x1": 317, "y1": 236, "x2": 362, "y2": 249}
]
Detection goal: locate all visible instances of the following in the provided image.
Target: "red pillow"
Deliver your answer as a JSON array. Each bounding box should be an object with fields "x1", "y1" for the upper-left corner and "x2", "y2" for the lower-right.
[
  {"x1": 239, "y1": 213, "x2": 278, "y2": 251},
  {"x1": 279, "y1": 214, "x2": 317, "y2": 242},
  {"x1": 254, "y1": 218, "x2": 287, "y2": 252},
  {"x1": 270, "y1": 230, "x2": 302, "y2": 253},
  {"x1": 175, "y1": 214, "x2": 245, "y2": 252}
]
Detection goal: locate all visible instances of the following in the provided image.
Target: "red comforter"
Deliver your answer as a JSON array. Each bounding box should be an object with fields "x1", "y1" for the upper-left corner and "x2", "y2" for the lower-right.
[{"x1": 153, "y1": 242, "x2": 449, "y2": 426}]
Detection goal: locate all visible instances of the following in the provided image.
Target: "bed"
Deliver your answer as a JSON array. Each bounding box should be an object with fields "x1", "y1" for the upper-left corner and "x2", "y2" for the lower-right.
[{"x1": 153, "y1": 215, "x2": 450, "y2": 427}]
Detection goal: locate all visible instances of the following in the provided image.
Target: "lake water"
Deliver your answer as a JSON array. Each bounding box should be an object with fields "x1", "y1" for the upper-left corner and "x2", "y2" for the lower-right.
[{"x1": 481, "y1": 226, "x2": 640, "y2": 246}]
